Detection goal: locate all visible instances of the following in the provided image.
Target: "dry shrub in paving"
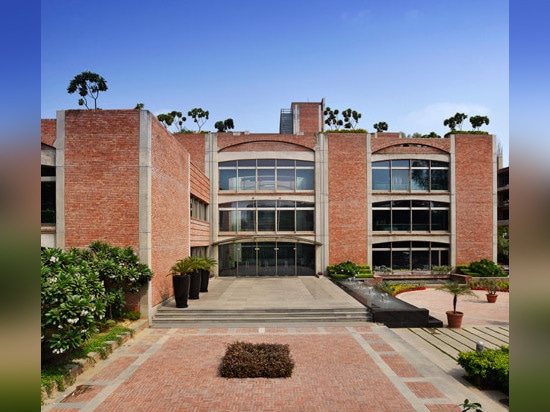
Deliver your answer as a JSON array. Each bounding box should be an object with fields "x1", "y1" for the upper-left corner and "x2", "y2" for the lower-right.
[{"x1": 220, "y1": 341, "x2": 294, "y2": 378}]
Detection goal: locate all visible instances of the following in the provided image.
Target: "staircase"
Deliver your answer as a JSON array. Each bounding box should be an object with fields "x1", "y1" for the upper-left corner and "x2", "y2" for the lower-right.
[{"x1": 151, "y1": 306, "x2": 372, "y2": 328}]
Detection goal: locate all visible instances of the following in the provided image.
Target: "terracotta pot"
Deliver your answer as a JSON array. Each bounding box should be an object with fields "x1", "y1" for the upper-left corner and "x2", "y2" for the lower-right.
[
  {"x1": 486, "y1": 293, "x2": 498, "y2": 303},
  {"x1": 446, "y1": 311, "x2": 464, "y2": 328}
]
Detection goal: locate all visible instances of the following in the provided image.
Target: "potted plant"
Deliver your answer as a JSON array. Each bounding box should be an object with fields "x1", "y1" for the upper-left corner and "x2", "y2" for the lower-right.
[
  {"x1": 168, "y1": 256, "x2": 203, "y2": 307},
  {"x1": 479, "y1": 278, "x2": 499, "y2": 303},
  {"x1": 199, "y1": 256, "x2": 217, "y2": 293},
  {"x1": 437, "y1": 281, "x2": 476, "y2": 328}
]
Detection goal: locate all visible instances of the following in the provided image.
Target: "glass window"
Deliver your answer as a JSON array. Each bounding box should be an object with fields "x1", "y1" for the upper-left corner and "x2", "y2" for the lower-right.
[
  {"x1": 237, "y1": 169, "x2": 256, "y2": 191},
  {"x1": 258, "y1": 210, "x2": 275, "y2": 231},
  {"x1": 219, "y1": 169, "x2": 236, "y2": 190},
  {"x1": 41, "y1": 181, "x2": 56, "y2": 224},
  {"x1": 258, "y1": 169, "x2": 275, "y2": 190},
  {"x1": 392, "y1": 169, "x2": 409, "y2": 191},
  {"x1": 373, "y1": 210, "x2": 391, "y2": 231},
  {"x1": 431, "y1": 209, "x2": 449, "y2": 231},
  {"x1": 277, "y1": 210, "x2": 295, "y2": 231},
  {"x1": 239, "y1": 210, "x2": 256, "y2": 231},
  {"x1": 296, "y1": 168, "x2": 314, "y2": 190},
  {"x1": 257, "y1": 159, "x2": 275, "y2": 167},
  {"x1": 277, "y1": 169, "x2": 295, "y2": 191},
  {"x1": 412, "y1": 210, "x2": 429, "y2": 231},
  {"x1": 372, "y1": 169, "x2": 390, "y2": 190},
  {"x1": 392, "y1": 209, "x2": 410, "y2": 231},
  {"x1": 372, "y1": 159, "x2": 449, "y2": 192},
  {"x1": 431, "y1": 169, "x2": 449, "y2": 191},
  {"x1": 296, "y1": 210, "x2": 314, "y2": 231},
  {"x1": 411, "y1": 169, "x2": 429, "y2": 191}
]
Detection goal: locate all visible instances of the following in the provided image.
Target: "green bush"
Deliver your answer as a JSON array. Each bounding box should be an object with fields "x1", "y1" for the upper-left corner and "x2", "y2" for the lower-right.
[
  {"x1": 327, "y1": 261, "x2": 372, "y2": 278},
  {"x1": 220, "y1": 342, "x2": 295, "y2": 378},
  {"x1": 79, "y1": 241, "x2": 154, "y2": 318},
  {"x1": 468, "y1": 259, "x2": 506, "y2": 277},
  {"x1": 455, "y1": 264, "x2": 470, "y2": 275},
  {"x1": 41, "y1": 248, "x2": 107, "y2": 360},
  {"x1": 431, "y1": 265, "x2": 453, "y2": 275},
  {"x1": 457, "y1": 345, "x2": 509, "y2": 394}
]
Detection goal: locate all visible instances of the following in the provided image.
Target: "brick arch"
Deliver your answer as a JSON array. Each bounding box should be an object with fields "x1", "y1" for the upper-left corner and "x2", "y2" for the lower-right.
[
  {"x1": 220, "y1": 140, "x2": 314, "y2": 153},
  {"x1": 372, "y1": 142, "x2": 449, "y2": 155}
]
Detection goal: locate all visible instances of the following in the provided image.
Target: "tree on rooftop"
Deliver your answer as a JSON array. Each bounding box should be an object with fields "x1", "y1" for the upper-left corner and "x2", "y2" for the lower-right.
[
  {"x1": 67, "y1": 71, "x2": 108, "y2": 110},
  {"x1": 469, "y1": 115, "x2": 490, "y2": 131},
  {"x1": 157, "y1": 111, "x2": 187, "y2": 132},
  {"x1": 323, "y1": 107, "x2": 344, "y2": 131},
  {"x1": 373, "y1": 122, "x2": 388, "y2": 133},
  {"x1": 188, "y1": 108, "x2": 209, "y2": 132},
  {"x1": 342, "y1": 108, "x2": 362, "y2": 130},
  {"x1": 215, "y1": 118, "x2": 235, "y2": 132},
  {"x1": 444, "y1": 112, "x2": 468, "y2": 132}
]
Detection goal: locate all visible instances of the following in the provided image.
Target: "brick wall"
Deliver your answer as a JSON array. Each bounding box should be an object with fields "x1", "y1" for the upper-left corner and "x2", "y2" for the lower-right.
[
  {"x1": 63, "y1": 110, "x2": 141, "y2": 249},
  {"x1": 454, "y1": 134, "x2": 495, "y2": 264},
  {"x1": 41, "y1": 119, "x2": 56, "y2": 146},
  {"x1": 293, "y1": 102, "x2": 323, "y2": 133},
  {"x1": 174, "y1": 133, "x2": 206, "y2": 171},
  {"x1": 218, "y1": 133, "x2": 316, "y2": 152},
  {"x1": 371, "y1": 136, "x2": 450, "y2": 154},
  {"x1": 328, "y1": 133, "x2": 368, "y2": 264},
  {"x1": 150, "y1": 117, "x2": 191, "y2": 306}
]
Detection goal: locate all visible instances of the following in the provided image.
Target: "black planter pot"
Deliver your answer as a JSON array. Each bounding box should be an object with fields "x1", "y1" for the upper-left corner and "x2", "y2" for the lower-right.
[
  {"x1": 189, "y1": 271, "x2": 202, "y2": 299},
  {"x1": 200, "y1": 270, "x2": 210, "y2": 292},
  {"x1": 172, "y1": 275, "x2": 190, "y2": 308}
]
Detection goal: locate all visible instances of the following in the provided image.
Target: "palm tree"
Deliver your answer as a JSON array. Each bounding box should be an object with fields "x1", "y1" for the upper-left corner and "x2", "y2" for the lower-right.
[{"x1": 438, "y1": 282, "x2": 475, "y2": 313}]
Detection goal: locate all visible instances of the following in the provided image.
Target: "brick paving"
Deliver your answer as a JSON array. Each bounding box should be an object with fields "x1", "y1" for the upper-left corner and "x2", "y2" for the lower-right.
[{"x1": 42, "y1": 280, "x2": 509, "y2": 411}]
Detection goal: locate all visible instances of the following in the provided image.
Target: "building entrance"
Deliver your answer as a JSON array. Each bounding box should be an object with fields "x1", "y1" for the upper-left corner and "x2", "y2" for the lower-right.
[{"x1": 219, "y1": 242, "x2": 315, "y2": 276}]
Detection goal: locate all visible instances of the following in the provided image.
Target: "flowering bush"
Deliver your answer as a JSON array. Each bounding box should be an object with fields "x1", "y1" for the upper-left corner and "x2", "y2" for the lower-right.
[
  {"x1": 41, "y1": 248, "x2": 107, "y2": 359},
  {"x1": 327, "y1": 260, "x2": 360, "y2": 278},
  {"x1": 77, "y1": 241, "x2": 154, "y2": 318}
]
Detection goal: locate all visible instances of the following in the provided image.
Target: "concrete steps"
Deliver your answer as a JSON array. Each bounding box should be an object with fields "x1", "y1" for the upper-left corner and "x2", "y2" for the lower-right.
[{"x1": 151, "y1": 307, "x2": 372, "y2": 328}]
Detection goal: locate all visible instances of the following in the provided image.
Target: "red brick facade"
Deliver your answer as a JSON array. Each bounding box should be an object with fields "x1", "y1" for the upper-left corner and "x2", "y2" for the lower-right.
[{"x1": 41, "y1": 103, "x2": 497, "y2": 319}]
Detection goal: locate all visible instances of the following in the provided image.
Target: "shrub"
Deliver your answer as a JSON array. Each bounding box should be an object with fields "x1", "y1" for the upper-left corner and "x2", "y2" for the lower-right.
[
  {"x1": 431, "y1": 265, "x2": 453, "y2": 275},
  {"x1": 457, "y1": 345, "x2": 509, "y2": 394},
  {"x1": 41, "y1": 248, "x2": 107, "y2": 361},
  {"x1": 327, "y1": 260, "x2": 361, "y2": 278},
  {"x1": 220, "y1": 341, "x2": 295, "y2": 378},
  {"x1": 80, "y1": 241, "x2": 154, "y2": 318},
  {"x1": 467, "y1": 259, "x2": 506, "y2": 277}
]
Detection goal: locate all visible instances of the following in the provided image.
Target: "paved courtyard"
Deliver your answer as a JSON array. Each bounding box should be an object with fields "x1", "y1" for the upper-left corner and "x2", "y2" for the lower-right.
[{"x1": 42, "y1": 279, "x2": 509, "y2": 411}]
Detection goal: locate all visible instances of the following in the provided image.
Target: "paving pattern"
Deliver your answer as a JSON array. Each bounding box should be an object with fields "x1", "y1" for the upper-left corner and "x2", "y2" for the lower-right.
[{"x1": 42, "y1": 280, "x2": 509, "y2": 411}]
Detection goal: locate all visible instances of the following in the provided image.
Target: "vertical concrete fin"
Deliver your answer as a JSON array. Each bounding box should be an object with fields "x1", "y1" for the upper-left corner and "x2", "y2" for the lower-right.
[
  {"x1": 139, "y1": 110, "x2": 152, "y2": 321},
  {"x1": 54, "y1": 111, "x2": 65, "y2": 250}
]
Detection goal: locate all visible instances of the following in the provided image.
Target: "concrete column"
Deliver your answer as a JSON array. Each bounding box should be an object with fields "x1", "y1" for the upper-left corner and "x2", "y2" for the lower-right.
[
  {"x1": 138, "y1": 110, "x2": 152, "y2": 322},
  {"x1": 366, "y1": 134, "x2": 373, "y2": 265},
  {"x1": 206, "y1": 133, "x2": 220, "y2": 275},
  {"x1": 449, "y1": 135, "x2": 457, "y2": 267},
  {"x1": 54, "y1": 111, "x2": 65, "y2": 250},
  {"x1": 315, "y1": 132, "x2": 329, "y2": 274},
  {"x1": 492, "y1": 134, "x2": 498, "y2": 262}
]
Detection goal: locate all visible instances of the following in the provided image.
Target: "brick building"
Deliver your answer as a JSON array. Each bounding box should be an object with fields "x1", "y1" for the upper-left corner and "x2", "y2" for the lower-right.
[{"x1": 41, "y1": 101, "x2": 498, "y2": 319}]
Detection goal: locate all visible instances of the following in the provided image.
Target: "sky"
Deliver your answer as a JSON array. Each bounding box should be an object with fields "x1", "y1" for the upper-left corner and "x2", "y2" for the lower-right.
[{"x1": 41, "y1": 0, "x2": 509, "y2": 164}]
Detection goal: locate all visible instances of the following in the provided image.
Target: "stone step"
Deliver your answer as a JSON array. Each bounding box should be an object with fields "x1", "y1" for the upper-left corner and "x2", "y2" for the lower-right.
[{"x1": 151, "y1": 307, "x2": 372, "y2": 327}]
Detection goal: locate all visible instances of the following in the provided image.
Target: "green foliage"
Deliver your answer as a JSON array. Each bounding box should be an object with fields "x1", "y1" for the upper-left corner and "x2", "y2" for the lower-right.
[
  {"x1": 67, "y1": 71, "x2": 108, "y2": 110},
  {"x1": 469, "y1": 279, "x2": 509, "y2": 292},
  {"x1": 327, "y1": 260, "x2": 361, "y2": 278},
  {"x1": 41, "y1": 243, "x2": 153, "y2": 359},
  {"x1": 443, "y1": 112, "x2": 468, "y2": 131},
  {"x1": 437, "y1": 282, "x2": 476, "y2": 313},
  {"x1": 215, "y1": 118, "x2": 235, "y2": 132},
  {"x1": 459, "y1": 399, "x2": 483, "y2": 412},
  {"x1": 157, "y1": 110, "x2": 187, "y2": 132},
  {"x1": 457, "y1": 346, "x2": 509, "y2": 394},
  {"x1": 41, "y1": 248, "x2": 107, "y2": 359},
  {"x1": 341, "y1": 108, "x2": 362, "y2": 129},
  {"x1": 85, "y1": 241, "x2": 154, "y2": 319},
  {"x1": 498, "y1": 226, "x2": 509, "y2": 264},
  {"x1": 134, "y1": 103, "x2": 144, "y2": 109},
  {"x1": 373, "y1": 121, "x2": 388, "y2": 132},
  {"x1": 374, "y1": 281, "x2": 425, "y2": 296},
  {"x1": 468, "y1": 259, "x2": 506, "y2": 277},
  {"x1": 323, "y1": 106, "x2": 344, "y2": 130},
  {"x1": 469, "y1": 115, "x2": 490, "y2": 131},
  {"x1": 187, "y1": 107, "x2": 209, "y2": 132},
  {"x1": 431, "y1": 265, "x2": 453, "y2": 275},
  {"x1": 327, "y1": 128, "x2": 369, "y2": 133},
  {"x1": 220, "y1": 341, "x2": 295, "y2": 378},
  {"x1": 422, "y1": 131, "x2": 442, "y2": 138},
  {"x1": 170, "y1": 256, "x2": 218, "y2": 275}
]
